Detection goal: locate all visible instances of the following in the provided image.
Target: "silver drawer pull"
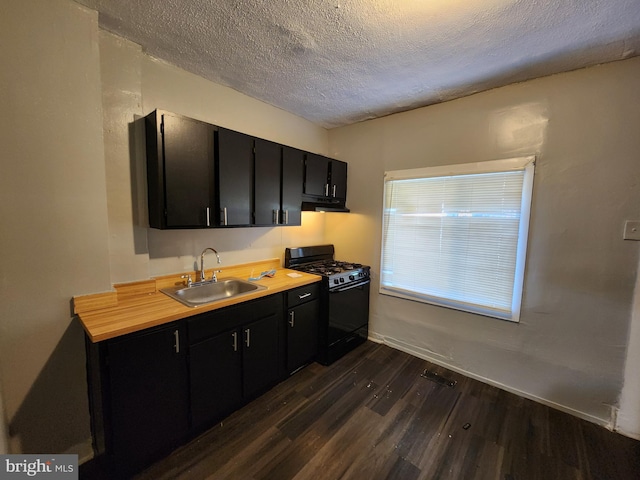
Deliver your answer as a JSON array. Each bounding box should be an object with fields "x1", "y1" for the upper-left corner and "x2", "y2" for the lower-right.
[
  {"x1": 232, "y1": 331, "x2": 238, "y2": 352},
  {"x1": 173, "y1": 330, "x2": 180, "y2": 353},
  {"x1": 298, "y1": 292, "x2": 312, "y2": 300},
  {"x1": 289, "y1": 311, "x2": 295, "y2": 327}
]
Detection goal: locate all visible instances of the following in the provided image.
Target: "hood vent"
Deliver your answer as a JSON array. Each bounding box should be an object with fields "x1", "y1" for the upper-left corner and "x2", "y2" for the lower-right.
[{"x1": 301, "y1": 200, "x2": 350, "y2": 213}]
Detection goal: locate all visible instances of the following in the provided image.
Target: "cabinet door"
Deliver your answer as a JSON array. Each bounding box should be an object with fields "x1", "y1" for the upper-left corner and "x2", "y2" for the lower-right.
[
  {"x1": 242, "y1": 313, "x2": 279, "y2": 399},
  {"x1": 254, "y1": 138, "x2": 282, "y2": 225},
  {"x1": 330, "y1": 160, "x2": 348, "y2": 200},
  {"x1": 106, "y1": 323, "x2": 189, "y2": 473},
  {"x1": 287, "y1": 299, "x2": 319, "y2": 373},
  {"x1": 304, "y1": 153, "x2": 330, "y2": 197},
  {"x1": 281, "y1": 146, "x2": 304, "y2": 225},
  {"x1": 217, "y1": 127, "x2": 253, "y2": 226},
  {"x1": 146, "y1": 111, "x2": 215, "y2": 228},
  {"x1": 190, "y1": 328, "x2": 243, "y2": 431}
]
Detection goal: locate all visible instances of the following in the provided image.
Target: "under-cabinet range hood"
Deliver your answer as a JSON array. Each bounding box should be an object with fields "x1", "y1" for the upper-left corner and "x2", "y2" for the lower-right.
[{"x1": 301, "y1": 201, "x2": 350, "y2": 213}]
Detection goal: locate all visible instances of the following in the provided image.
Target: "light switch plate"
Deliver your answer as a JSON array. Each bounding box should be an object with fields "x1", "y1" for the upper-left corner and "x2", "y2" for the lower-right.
[{"x1": 623, "y1": 220, "x2": 640, "y2": 241}]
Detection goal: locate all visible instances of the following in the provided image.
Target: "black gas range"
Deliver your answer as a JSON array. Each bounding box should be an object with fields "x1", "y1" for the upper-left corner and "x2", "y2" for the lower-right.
[{"x1": 285, "y1": 245, "x2": 370, "y2": 365}]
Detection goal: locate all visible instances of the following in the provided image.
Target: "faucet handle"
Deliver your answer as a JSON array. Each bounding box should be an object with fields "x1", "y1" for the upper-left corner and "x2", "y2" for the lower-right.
[
  {"x1": 211, "y1": 270, "x2": 222, "y2": 282},
  {"x1": 181, "y1": 274, "x2": 192, "y2": 287}
]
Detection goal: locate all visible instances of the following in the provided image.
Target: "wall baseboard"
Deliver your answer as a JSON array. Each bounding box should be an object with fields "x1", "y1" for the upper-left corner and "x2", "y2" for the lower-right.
[
  {"x1": 65, "y1": 438, "x2": 94, "y2": 465},
  {"x1": 369, "y1": 333, "x2": 616, "y2": 432}
]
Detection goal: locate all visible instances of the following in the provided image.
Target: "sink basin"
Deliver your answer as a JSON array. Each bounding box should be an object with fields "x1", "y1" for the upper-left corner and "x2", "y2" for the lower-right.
[{"x1": 160, "y1": 278, "x2": 267, "y2": 307}]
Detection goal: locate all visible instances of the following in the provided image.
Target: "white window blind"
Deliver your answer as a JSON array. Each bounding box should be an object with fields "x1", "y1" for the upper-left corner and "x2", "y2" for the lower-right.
[{"x1": 380, "y1": 157, "x2": 535, "y2": 322}]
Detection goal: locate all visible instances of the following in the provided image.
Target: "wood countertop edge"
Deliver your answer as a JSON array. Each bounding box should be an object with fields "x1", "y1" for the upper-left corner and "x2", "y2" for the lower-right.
[{"x1": 76, "y1": 263, "x2": 322, "y2": 343}]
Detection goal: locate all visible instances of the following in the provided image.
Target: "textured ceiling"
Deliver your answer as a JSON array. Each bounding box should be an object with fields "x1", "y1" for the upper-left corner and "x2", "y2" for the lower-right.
[{"x1": 76, "y1": 0, "x2": 640, "y2": 128}]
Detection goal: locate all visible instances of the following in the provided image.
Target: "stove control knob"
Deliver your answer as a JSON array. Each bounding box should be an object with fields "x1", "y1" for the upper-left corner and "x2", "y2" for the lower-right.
[
  {"x1": 349, "y1": 274, "x2": 355, "y2": 280},
  {"x1": 333, "y1": 279, "x2": 339, "y2": 285},
  {"x1": 339, "y1": 277, "x2": 345, "y2": 283}
]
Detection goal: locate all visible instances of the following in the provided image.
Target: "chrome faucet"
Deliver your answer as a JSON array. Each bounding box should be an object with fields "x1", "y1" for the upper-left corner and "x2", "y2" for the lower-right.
[{"x1": 200, "y1": 247, "x2": 221, "y2": 282}]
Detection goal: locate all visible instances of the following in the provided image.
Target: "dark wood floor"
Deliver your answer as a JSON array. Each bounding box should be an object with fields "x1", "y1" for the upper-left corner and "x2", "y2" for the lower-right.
[{"x1": 82, "y1": 341, "x2": 640, "y2": 480}]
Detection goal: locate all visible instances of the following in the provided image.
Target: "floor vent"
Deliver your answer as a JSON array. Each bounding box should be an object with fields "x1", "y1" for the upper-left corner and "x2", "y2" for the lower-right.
[{"x1": 421, "y1": 369, "x2": 457, "y2": 388}]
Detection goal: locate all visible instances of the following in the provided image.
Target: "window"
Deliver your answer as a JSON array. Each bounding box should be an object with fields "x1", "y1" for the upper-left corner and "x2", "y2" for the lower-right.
[{"x1": 380, "y1": 156, "x2": 535, "y2": 322}]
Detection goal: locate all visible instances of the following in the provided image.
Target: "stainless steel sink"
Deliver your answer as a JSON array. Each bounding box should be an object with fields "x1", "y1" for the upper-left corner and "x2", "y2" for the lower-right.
[{"x1": 160, "y1": 278, "x2": 267, "y2": 307}]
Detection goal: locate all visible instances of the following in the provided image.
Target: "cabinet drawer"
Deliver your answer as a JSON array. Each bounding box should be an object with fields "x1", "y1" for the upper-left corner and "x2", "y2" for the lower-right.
[
  {"x1": 188, "y1": 294, "x2": 282, "y2": 345},
  {"x1": 287, "y1": 283, "x2": 320, "y2": 308}
]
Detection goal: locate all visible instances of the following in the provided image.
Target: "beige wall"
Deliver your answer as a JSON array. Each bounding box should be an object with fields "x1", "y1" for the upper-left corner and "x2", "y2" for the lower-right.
[
  {"x1": 100, "y1": 31, "x2": 330, "y2": 284},
  {"x1": 0, "y1": 0, "x2": 111, "y2": 456},
  {"x1": 2, "y1": 0, "x2": 638, "y2": 459},
  {"x1": 328, "y1": 57, "x2": 640, "y2": 433},
  {"x1": 0, "y1": 0, "x2": 329, "y2": 457}
]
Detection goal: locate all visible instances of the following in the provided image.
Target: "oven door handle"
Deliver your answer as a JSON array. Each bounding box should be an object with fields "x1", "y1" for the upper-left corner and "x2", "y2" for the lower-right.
[{"x1": 330, "y1": 279, "x2": 371, "y2": 293}]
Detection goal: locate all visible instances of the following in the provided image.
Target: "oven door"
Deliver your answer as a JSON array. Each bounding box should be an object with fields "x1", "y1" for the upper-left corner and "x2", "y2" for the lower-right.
[{"x1": 328, "y1": 279, "x2": 370, "y2": 347}]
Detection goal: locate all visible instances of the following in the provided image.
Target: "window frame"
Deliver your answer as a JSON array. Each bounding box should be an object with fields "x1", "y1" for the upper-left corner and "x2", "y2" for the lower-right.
[{"x1": 380, "y1": 156, "x2": 535, "y2": 322}]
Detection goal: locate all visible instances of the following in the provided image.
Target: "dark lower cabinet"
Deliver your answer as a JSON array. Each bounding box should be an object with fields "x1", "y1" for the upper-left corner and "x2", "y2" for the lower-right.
[
  {"x1": 286, "y1": 284, "x2": 320, "y2": 374},
  {"x1": 189, "y1": 328, "x2": 243, "y2": 429},
  {"x1": 87, "y1": 287, "x2": 318, "y2": 475},
  {"x1": 87, "y1": 321, "x2": 189, "y2": 477},
  {"x1": 188, "y1": 294, "x2": 283, "y2": 432}
]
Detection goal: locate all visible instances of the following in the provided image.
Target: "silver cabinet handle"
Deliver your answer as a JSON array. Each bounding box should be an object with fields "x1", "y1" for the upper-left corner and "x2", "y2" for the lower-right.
[
  {"x1": 284, "y1": 210, "x2": 289, "y2": 225},
  {"x1": 245, "y1": 328, "x2": 250, "y2": 348},
  {"x1": 298, "y1": 292, "x2": 312, "y2": 300},
  {"x1": 332, "y1": 184, "x2": 336, "y2": 197},
  {"x1": 289, "y1": 311, "x2": 295, "y2": 327},
  {"x1": 324, "y1": 184, "x2": 329, "y2": 196},
  {"x1": 232, "y1": 331, "x2": 238, "y2": 352},
  {"x1": 173, "y1": 330, "x2": 180, "y2": 354},
  {"x1": 273, "y1": 209, "x2": 279, "y2": 225},
  {"x1": 206, "y1": 207, "x2": 210, "y2": 227},
  {"x1": 221, "y1": 207, "x2": 228, "y2": 226}
]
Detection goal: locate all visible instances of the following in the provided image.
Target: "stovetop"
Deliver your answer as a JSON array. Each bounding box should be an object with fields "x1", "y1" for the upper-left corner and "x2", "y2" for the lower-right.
[
  {"x1": 285, "y1": 245, "x2": 370, "y2": 288},
  {"x1": 295, "y1": 260, "x2": 364, "y2": 276}
]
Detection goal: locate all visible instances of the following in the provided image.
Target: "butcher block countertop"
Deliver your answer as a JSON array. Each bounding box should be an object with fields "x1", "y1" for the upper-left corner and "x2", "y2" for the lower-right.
[{"x1": 74, "y1": 259, "x2": 321, "y2": 343}]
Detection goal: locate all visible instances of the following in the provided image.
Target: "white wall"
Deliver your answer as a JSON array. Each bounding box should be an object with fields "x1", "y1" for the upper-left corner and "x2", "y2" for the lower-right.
[{"x1": 328, "y1": 58, "x2": 640, "y2": 432}]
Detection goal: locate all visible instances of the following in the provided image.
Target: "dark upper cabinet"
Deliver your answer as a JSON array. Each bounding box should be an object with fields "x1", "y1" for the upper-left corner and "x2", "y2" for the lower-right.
[
  {"x1": 330, "y1": 159, "x2": 348, "y2": 200},
  {"x1": 145, "y1": 109, "x2": 346, "y2": 228},
  {"x1": 254, "y1": 141, "x2": 304, "y2": 226},
  {"x1": 216, "y1": 127, "x2": 253, "y2": 226},
  {"x1": 89, "y1": 322, "x2": 189, "y2": 476},
  {"x1": 281, "y1": 146, "x2": 304, "y2": 226},
  {"x1": 304, "y1": 153, "x2": 348, "y2": 201},
  {"x1": 145, "y1": 110, "x2": 215, "y2": 228},
  {"x1": 254, "y1": 138, "x2": 282, "y2": 225},
  {"x1": 304, "y1": 153, "x2": 331, "y2": 197}
]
